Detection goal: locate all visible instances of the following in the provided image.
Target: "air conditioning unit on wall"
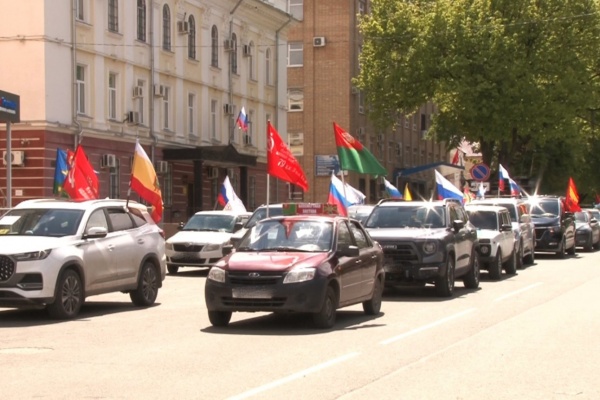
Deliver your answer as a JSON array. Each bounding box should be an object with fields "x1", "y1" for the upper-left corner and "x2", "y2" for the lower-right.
[
  {"x1": 313, "y1": 37, "x2": 326, "y2": 47},
  {"x1": 177, "y1": 21, "x2": 189, "y2": 34},
  {"x1": 223, "y1": 103, "x2": 235, "y2": 115},
  {"x1": 101, "y1": 154, "x2": 117, "y2": 169},
  {"x1": 2, "y1": 151, "x2": 25, "y2": 166},
  {"x1": 209, "y1": 167, "x2": 219, "y2": 179},
  {"x1": 155, "y1": 160, "x2": 169, "y2": 174}
]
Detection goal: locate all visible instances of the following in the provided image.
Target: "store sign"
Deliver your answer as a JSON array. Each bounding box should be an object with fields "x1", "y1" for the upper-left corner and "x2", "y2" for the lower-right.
[{"x1": 0, "y1": 90, "x2": 20, "y2": 123}]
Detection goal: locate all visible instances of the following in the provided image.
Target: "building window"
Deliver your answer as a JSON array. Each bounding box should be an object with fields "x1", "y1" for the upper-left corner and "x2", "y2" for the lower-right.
[
  {"x1": 108, "y1": 72, "x2": 117, "y2": 120},
  {"x1": 245, "y1": 109, "x2": 254, "y2": 145},
  {"x1": 163, "y1": 87, "x2": 171, "y2": 130},
  {"x1": 248, "y1": 41, "x2": 256, "y2": 81},
  {"x1": 289, "y1": 0, "x2": 303, "y2": 20},
  {"x1": 108, "y1": 0, "x2": 119, "y2": 33},
  {"x1": 358, "y1": 0, "x2": 367, "y2": 15},
  {"x1": 75, "y1": 0, "x2": 84, "y2": 21},
  {"x1": 288, "y1": 89, "x2": 304, "y2": 112},
  {"x1": 388, "y1": 142, "x2": 395, "y2": 162},
  {"x1": 211, "y1": 26, "x2": 219, "y2": 67},
  {"x1": 163, "y1": 166, "x2": 173, "y2": 207},
  {"x1": 109, "y1": 159, "x2": 120, "y2": 198},
  {"x1": 188, "y1": 15, "x2": 196, "y2": 60},
  {"x1": 162, "y1": 5, "x2": 171, "y2": 51},
  {"x1": 76, "y1": 65, "x2": 86, "y2": 115},
  {"x1": 265, "y1": 48, "x2": 272, "y2": 85},
  {"x1": 249, "y1": 176, "x2": 256, "y2": 210},
  {"x1": 288, "y1": 42, "x2": 303, "y2": 67},
  {"x1": 359, "y1": 91, "x2": 365, "y2": 114},
  {"x1": 137, "y1": 79, "x2": 145, "y2": 125},
  {"x1": 188, "y1": 93, "x2": 196, "y2": 135},
  {"x1": 210, "y1": 100, "x2": 217, "y2": 139},
  {"x1": 231, "y1": 33, "x2": 238, "y2": 74},
  {"x1": 137, "y1": 0, "x2": 146, "y2": 42}
]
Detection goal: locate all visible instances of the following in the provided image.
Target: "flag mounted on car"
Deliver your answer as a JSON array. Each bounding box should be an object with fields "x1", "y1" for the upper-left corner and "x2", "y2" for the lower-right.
[
  {"x1": 327, "y1": 173, "x2": 366, "y2": 217},
  {"x1": 383, "y1": 178, "x2": 402, "y2": 199},
  {"x1": 53, "y1": 148, "x2": 73, "y2": 197},
  {"x1": 130, "y1": 140, "x2": 163, "y2": 223},
  {"x1": 218, "y1": 176, "x2": 247, "y2": 212},
  {"x1": 435, "y1": 170, "x2": 464, "y2": 202},
  {"x1": 267, "y1": 121, "x2": 308, "y2": 191},
  {"x1": 63, "y1": 145, "x2": 99, "y2": 200},
  {"x1": 565, "y1": 177, "x2": 582, "y2": 212}
]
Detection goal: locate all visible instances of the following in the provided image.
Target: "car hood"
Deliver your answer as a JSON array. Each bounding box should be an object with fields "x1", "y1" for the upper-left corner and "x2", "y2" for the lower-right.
[
  {"x1": 474, "y1": 229, "x2": 503, "y2": 241},
  {"x1": 223, "y1": 251, "x2": 330, "y2": 272},
  {"x1": 167, "y1": 230, "x2": 232, "y2": 244},
  {"x1": 575, "y1": 222, "x2": 590, "y2": 230},
  {"x1": 367, "y1": 227, "x2": 448, "y2": 241},
  {"x1": 0, "y1": 236, "x2": 75, "y2": 253},
  {"x1": 531, "y1": 216, "x2": 560, "y2": 227}
]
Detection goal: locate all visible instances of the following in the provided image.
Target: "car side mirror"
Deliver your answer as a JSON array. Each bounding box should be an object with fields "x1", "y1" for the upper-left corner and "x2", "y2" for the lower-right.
[
  {"x1": 178, "y1": 222, "x2": 185, "y2": 230},
  {"x1": 337, "y1": 244, "x2": 360, "y2": 258},
  {"x1": 233, "y1": 222, "x2": 244, "y2": 233},
  {"x1": 222, "y1": 244, "x2": 234, "y2": 256},
  {"x1": 452, "y1": 220, "x2": 465, "y2": 232},
  {"x1": 83, "y1": 226, "x2": 108, "y2": 239},
  {"x1": 501, "y1": 223, "x2": 512, "y2": 232}
]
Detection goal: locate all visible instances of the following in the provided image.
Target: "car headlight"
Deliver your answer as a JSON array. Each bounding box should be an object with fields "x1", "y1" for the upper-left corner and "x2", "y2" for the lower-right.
[
  {"x1": 13, "y1": 249, "x2": 52, "y2": 261},
  {"x1": 548, "y1": 225, "x2": 561, "y2": 234},
  {"x1": 165, "y1": 242, "x2": 174, "y2": 250},
  {"x1": 204, "y1": 243, "x2": 222, "y2": 252},
  {"x1": 422, "y1": 241, "x2": 438, "y2": 255},
  {"x1": 207, "y1": 267, "x2": 226, "y2": 283},
  {"x1": 283, "y1": 268, "x2": 316, "y2": 284}
]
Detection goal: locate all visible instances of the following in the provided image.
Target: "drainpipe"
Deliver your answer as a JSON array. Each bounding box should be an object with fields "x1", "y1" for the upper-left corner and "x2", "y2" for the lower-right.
[
  {"x1": 71, "y1": 0, "x2": 82, "y2": 148},
  {"x1": 149, "y1": 1, "x2": 156, "y2": 161},
  {"x1": 228, "y1": 0, "x2": 245, "y2": 144}
]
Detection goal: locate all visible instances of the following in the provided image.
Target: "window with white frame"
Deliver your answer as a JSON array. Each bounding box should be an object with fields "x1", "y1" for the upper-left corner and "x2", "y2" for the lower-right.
[
  {"x1": 137, "y1": 79, "x2": 145, "y2": 125},
  {"x1": 245, "y1": 109, "x2": 254, "y2": 145},
  {"x1": 248, "y1": 41, "x2": 256, "y2": 81},
  {"x1": 108, "y1": 0, "x2": 119, "y2": 32},
  {"x1": 76, "y1": 65, "x2": 86, "y2": 115},
  {"x1": 163, "y1": 166, "x2": 172, "y2": 207},
  {"x1": 163, "y1": 87, "x2": 171, "y2": 130},
  {"x1": 288, "y1": 89, "x2": 304, "y2": 112},
  {"x1": 162, "y1": 5, "x2": 171, "y2": 51},
  {"x1": 231, "y1": 33, "x2": 238, "y2": 74},
  {"x1": 358, "y1": 0, "x2": 367, "y2": 15},
  {"x1": 188, "y1": 15, "x2": 196, "y2": 60},
  {"x1": 109, "y1": 159, "x2": 120, "y2": 198},
  {"x1": 265, "y1": 48, "x2": 272, "y2": 85},
  {"x1": 211, "y1": 26, "x2": 219, "y2": 67},
  {"x1": 288, "y1": 42, "x2": 303, "y2": 67},
  {"x1": 388, "y1": 142, "x2": 395, "y2": 162},
  {"x1": 359, "y1": 91, "x2": 365, "y2": 114},
  {"x1": 137, "y1": 0, "x2": 146, "y2": 42},
  {"x1": 210, "y1": 100, "x2": 217, "y2": 139},
  {"x1": 289, "y1": 0, "x2": 303, "y2": 20},
  {"x1": 75, "y1": 0, "x2": 85, "y2": 21},
  {"x1": 108, "y1": 72, "x2": 117, "y2": 120},
  {"x1": 188, "y1": 93, "x2": 196, "y2": 135}
]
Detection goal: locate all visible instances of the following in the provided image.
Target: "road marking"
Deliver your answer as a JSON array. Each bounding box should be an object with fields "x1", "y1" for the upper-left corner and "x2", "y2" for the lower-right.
[
  {"x1": 226, "y1": 352, "x2": 360, "y2": 400},
  {"x1": 380, "y1": 308, "x2": 477, "y2": 345},
  {"x1": 494, "y1": 282, "x2": 543, "y2": 302}
]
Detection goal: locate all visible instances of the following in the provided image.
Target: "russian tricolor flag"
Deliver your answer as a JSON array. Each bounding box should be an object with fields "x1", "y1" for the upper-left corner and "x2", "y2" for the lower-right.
[
  {"x1": 498, "y1": 164, "x2": 510, "y2": 191},
  {"x1": 383, "y1": 178, "x2": 402, "y2": 199},
  {"x1": 434, "y1": 170, "x2": 464, "y2": 202},
  {"x1": 217, "y1": 176, "x2": 246, "y2": 212},
  {"x1": 236, "y1": 106, "x2": 249, "y2": 132},
  {"x1": 327, "y1": 174, "x2": 365, "y2": 217}
]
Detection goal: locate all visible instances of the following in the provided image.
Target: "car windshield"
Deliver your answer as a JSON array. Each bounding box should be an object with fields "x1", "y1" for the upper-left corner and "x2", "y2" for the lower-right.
[
  {"x1": 529, "y1": 200, "x2": 559, "y2": 217},
  {"x1": 0, "y1": 208, "x2": 84, "y2": 237},
  {"x1": 493, "y1": 203, "x2": 517, "y2": 222},
  {"x1": 365, "y1": 205, "x2": 445, "y2": 229},
  {"x1": 467, "y1": 211, "x2": 499, "y2": 231},
  {"x1": 239, "y1": 219, "x2": 332, "y2": 252},
  {"x1": 348, "y1": 206, "x2": 373, "y2": 224},
  {"x1": 244, "y1": 206, "x2": 283, "y2": 228},
  {"x1": 574, "y1": 212, "x2": 589, "y2": 223},
  {"x1": 183, "y1": 214, "x2": 237, "y2": 232}
]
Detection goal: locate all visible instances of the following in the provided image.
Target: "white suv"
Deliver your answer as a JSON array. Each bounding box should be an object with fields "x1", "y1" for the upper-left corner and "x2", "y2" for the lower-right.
[
  {"x1": 0, "y1": 199, "x2": 166, "y2": 319},
  {"x1": 465, "y1": 205, "x2": 517, "y2": 280},
  {"x1": 165, "y1": 210, "x2": 250, "y2": 274}
]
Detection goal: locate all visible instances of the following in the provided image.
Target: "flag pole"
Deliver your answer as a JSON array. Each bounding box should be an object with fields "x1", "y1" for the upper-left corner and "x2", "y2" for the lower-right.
[{"x1": 266, "y1": 175, "x2": 270, "y2": 217}]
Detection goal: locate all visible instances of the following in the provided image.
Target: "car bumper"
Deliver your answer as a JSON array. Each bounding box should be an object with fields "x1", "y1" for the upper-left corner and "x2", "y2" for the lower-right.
[
  {"x1": 534, "y1": 229, "x2": 563, "y2": 251},
  {"x1": 205, "y1": 276, "x2": 328, "y2": 313},
  {"x1": 383, "y1": 262, "x2": 446, "y2": 284},
  {"x1": 575, "y1": 231, "x2": 591, "y2": 247},
  {"x1": 166, "y1": 249, "x2": 223, "y2": 268}
]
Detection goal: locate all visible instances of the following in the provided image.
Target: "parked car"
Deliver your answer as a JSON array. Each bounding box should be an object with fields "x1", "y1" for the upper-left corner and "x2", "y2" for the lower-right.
[
  {"x1": 574, "y1": 210, "x2": 600, "y2": 251},
  {"x1": 347, "y1": 204, "x2": 375, "y2": 225},
  {"x1": 229, "y1": 203, "x2": 284, "y2": 248},
  {"x1": 526, "y1": 196, "x2": 576, "y2": 258},
  {"x1": 0, "y1": 198, "x2": 166, "y2": 319},
  {"x1": 165, "y1": 210, "x2": 251, "y2": 274},
  {"x1": 469, "y1": 197, "x2": 535, "y2": 267},
  {"x1": 205, "y1": 204, "x2": 385, "y2": 329},
  {"x1": 364, "y1": 198, "x2": 480, "y2": 297},
  {"x1": 465, "y1": 205, "x2": 518, "y2": 280}
]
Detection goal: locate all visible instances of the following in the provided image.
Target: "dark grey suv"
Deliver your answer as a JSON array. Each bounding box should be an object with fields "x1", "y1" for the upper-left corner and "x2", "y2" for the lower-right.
[{"x1": 364, "y1": 199, "x2": 480, "y2": 297}]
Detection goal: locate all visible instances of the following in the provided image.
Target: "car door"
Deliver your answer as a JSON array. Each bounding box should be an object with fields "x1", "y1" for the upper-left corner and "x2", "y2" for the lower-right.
[
  {"x1": 336, "y1": 220, "x2": 363, "y2": 304},
  {"x1": 105, "y1": 207, "x2": 138, "y2": 285},
  {"x1": 453, "y1": 205, "x2": 474, "y2": 271},
  {"x1": 499, "y1": 211, "x2": 515, "y2": 261},
  {"x1": 348, "y1": 220, "x2": 378, "y2": 299},
  {"x1": 518, "y1": 203, "x2": 535, "y2": 254}
]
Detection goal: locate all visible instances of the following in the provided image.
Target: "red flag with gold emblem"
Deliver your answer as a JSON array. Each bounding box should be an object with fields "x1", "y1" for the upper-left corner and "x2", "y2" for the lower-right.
[{"x1": 565, "y1": 177, "x2": 582, "y2": 212}]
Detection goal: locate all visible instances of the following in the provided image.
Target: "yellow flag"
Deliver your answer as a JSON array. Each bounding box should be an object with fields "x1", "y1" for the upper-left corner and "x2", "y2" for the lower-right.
[{"x1": 404, "y1": 183, "x2": 412, "y2": 201}]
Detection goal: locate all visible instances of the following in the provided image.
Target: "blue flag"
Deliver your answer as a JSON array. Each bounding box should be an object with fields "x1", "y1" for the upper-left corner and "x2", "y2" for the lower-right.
[{"x1": 53, "y1": 148, "x2": 70, "y2": 197}]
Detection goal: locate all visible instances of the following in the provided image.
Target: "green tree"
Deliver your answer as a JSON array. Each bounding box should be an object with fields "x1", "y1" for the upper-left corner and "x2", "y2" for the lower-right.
[{"x1": 356, "y1": 0, "x2": 600, "y2": 193}]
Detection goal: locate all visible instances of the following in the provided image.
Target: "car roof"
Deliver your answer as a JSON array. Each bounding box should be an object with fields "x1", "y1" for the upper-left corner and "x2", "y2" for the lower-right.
[
  {"x1": 260, "y1": 214, "x2": 344, "y2": 223},
  {"x1": 465, "y1": 204, "x2": 508, "y2": 213},
  {"x1": 375, "y1": 199, "x2": 459, "y2": 208},
  {"x1": 470, "y1": 198, "x2": 523, "y2": 206},
  {"x1": 193, "y1": 210, "x2": 251, "y2": 217},
  {"x1": 13, "y1": 198, "x2": 147, "y2": 211}
]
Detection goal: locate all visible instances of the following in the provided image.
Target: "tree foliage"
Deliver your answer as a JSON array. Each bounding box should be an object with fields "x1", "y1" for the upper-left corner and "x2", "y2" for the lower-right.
[{"x1": 356, "y1": 0, "x2": 600, "y2": 195}]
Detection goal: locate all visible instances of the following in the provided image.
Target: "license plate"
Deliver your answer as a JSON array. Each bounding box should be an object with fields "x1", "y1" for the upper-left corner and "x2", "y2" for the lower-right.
[{"x1": 232, "y1": 287, "x2": 273, "y2": 299}]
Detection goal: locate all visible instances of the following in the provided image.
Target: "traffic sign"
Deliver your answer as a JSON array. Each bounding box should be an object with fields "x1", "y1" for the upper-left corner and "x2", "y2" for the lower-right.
[{"x1": 470, "y1": 163, "x2": 491, "y2": 182}]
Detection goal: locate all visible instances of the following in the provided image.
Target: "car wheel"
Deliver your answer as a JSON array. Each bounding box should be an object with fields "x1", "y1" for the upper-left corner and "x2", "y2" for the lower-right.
[
  {"x1": 584, "y1": 234, "x2": 593, "y2": 252},
  {"x1": 208, "y1": 311, "x2": 232, "y2": 327},
  {"x1": 463, "y1": 249, "x2": 480, "y2": 289},
  {"x1": 567, "y1": 238, "x2": 576, "y2": 255},
  {"x1": 313, "y1": 286, "x2": 337, "y2": 329},
  {"x1": 167, "y1": 265, "x2": 179, "y2": 275},
  {"x1": 489, "y1": 249, "x2": 502, "y2": 280},
  {"x1": 556, "y1": 238, "x2": 566, "y2": 259},
  {"x1": 130, "y1": 261, "x2": 159, "y2": 307},
  {"x1": 435, "y1": 256, "x2": 455, "y2": 297},
  {"x1": 524, "y1": 247, "x2": 535, "y2": 265},
  {"x1": 47, "y1": 269, "x2": 83, "y2": 319},
  {"x1": 363, "y1": 277, "x2": 383, "y2": 315},
  {"x1": 517, "y1": 241, "x2": 524, "y2": 270},
  {"x1": 504, "y1": 248, "x2": 518, "y2": 275}
]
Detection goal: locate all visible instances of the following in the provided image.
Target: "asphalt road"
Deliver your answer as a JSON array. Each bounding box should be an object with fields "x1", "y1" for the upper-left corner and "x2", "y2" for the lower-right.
[{"x1": 2, "y1": 250, "x2": 600, "y2": 400}]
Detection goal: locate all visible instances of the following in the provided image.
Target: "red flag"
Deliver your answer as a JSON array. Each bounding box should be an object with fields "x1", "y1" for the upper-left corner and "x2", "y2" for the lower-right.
[
  {"x1": 565, "y1": 177, "x2": 582, "y2": 212},
  {"x1": 130, "y1": 140, "x2": 163, "y2": 223},
  {"x1": 63, "y1": 145, "x2": 99, "y2": 200},
  {"x1": 267, "y1": 121, "x2": 308, "y2": 191},
  {"x1": 451, "y1": 149, "x2": 461, "y2": 165}
]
